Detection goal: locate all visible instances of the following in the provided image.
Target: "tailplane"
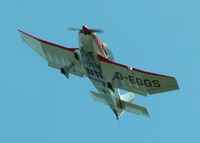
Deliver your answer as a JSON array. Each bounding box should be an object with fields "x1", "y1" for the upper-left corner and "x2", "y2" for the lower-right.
[
  {"x1": 90, "y1": 90, "x2": 150, "y2": 118},
  {"x1": 120, "y1": 92, "x2": 149, "y2": 117},
  {"x1": 90, "y1": 90, "x2": 108, "y2": 105},
  {"x1": 120, "y1": 100, "x2": 150, "y2": 117}
]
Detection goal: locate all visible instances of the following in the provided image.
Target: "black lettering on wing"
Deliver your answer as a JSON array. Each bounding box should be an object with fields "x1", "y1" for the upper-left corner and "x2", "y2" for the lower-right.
[
  {"x1": 144, "y1": 79, "x2": 152, "y2": 87},
  {"x1": 128, "y1": 75, "x2": 136, "y2": 84},
  {"x1": 116, "y1": 72, "x2": 123, "y2": 80},
  {"x1": 136, "y1": 78, "x2": 143, "y2": 85},
  {"x1": 152, "y1": 80, "x2": 161, "y2": 87}
]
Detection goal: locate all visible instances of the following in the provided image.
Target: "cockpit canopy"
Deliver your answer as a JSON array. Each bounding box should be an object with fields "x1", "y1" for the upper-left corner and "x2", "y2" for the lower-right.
[{"x1": 103, "y1": 43, "x2": 114, "y2": 61}]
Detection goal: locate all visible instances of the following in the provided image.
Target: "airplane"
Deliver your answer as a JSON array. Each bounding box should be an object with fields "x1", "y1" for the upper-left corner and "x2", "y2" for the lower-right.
[{"x1": 18, "y1": 25, "x2": 179, "y2": 119}]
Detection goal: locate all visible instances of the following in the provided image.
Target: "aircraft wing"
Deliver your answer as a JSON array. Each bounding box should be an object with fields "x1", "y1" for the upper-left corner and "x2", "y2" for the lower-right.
[
  {"x1": 98, "y1": 54, "x2": 179, "y2": 96},
  {"x1": 19, "y1": 30, "x2": 86, "y2": 77}
]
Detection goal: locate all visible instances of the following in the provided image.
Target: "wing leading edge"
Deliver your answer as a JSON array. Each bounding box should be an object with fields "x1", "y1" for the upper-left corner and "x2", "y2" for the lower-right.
[
  {"x1": 98, "y1": 54, "x2": 179, "y2": 96},
  {"x1": 18, "y1": 30, "x2": 86, "y2": 77}
]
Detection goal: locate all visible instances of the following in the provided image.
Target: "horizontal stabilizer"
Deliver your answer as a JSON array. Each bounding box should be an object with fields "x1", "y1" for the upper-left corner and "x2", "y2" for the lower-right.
[
  {"x1": 90, "y1": 91, "x2": 108, "y2": 105},
  {"x1": 121, "y1": 100, "x2": 150, "y2": 118}
]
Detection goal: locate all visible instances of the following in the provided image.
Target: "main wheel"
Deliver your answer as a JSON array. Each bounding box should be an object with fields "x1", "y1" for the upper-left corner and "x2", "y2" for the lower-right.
[{"x1": 61, "y1": 68, "x2": 65, "y2": 74}]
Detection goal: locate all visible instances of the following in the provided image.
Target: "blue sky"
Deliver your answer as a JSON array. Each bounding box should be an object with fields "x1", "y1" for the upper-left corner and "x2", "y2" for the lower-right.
[{"x1": 1, "y1": 0, "x2": 200, "y2": 142}]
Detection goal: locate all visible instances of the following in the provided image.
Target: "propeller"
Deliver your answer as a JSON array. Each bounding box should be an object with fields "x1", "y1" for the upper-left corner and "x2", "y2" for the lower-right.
[
  {"x1": 68, "y1": 25, "x2": 104, "y2": 33},
  {"x1": 68, "y1": 27, "x2": 81, "y2": 31}
]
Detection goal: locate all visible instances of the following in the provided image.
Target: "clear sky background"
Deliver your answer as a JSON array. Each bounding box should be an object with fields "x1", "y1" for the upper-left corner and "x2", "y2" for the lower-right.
[{"x1": 1, "y1": 0, "x2": 199, "y2": 143}]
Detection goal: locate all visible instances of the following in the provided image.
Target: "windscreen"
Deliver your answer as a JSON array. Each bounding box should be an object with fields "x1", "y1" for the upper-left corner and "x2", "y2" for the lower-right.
[{"x1": 103, "y1": 43, "x2": 114, "y2": 61}]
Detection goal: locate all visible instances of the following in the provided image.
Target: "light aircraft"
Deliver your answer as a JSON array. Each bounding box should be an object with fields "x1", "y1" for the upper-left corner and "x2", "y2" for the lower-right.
[{"x1": 18, "y1": 25, "x2": 179, "y2": 119}]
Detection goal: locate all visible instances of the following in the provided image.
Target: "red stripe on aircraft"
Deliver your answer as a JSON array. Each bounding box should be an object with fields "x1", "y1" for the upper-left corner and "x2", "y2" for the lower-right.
[
  {"x1": 117, "y1": 94, "x2": 123, "y2": 109},
  {"x1": 18, "y1": 30, "x2": 78, "y2": 52},
  {"x1": 98, "y1": 54, "x2": 128, "y2": 68},
  {"x1": 98, "y1": 54, "x2": 176, "y2": 79},
  {"x1": 129, "y1": 98, "x2": 135, "y2": 103},
  {"x1": 89, "y1": 33, "x2": 104, "y2": 56},
  {"x1": 94, "y1": 33, "x2": 105, "y2": 51}
]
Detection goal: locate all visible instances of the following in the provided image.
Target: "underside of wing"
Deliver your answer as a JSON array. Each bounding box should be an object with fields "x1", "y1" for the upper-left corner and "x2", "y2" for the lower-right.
[
  {"x1": 19, "y1": 30, "x2": 86, "y2": 77},
  {"x1": 98, "y1": 54, "x2": 179, "y2": 96}
]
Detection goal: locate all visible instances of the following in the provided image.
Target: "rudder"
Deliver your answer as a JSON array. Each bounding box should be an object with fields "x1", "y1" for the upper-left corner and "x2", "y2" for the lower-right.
[{"x1": 120, "y1": 92, "x2": 135, "y2": 102}]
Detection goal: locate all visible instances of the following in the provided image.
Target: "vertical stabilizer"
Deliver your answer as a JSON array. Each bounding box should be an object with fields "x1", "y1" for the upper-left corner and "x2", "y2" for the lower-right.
[{"x1": 120, "y1": 92, "x2": 135, "y2": 102}]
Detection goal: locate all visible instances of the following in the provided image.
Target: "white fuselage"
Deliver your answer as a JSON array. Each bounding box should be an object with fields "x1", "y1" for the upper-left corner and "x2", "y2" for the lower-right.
[{"x1": 78, "y1": 32, "x2": 122, "y2": 118}]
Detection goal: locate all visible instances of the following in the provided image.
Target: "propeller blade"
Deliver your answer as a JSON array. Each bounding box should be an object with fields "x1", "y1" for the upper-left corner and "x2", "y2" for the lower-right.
[
  {"x1": 68, "y1": 27, "x2": 81, "y2": 31},
  {"x1": 68, "y1": 27, "x2": 104, "y2": 33},
  {"x1": 89, "y1": 29, "x2": 104, "y2": 33}
]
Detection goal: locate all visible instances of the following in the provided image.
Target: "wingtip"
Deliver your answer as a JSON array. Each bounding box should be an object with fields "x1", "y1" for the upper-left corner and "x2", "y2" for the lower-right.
[
  {"x1": 144, "y1": 109, "x2": 150, "y2": 118},
  {"x1": 18, "y1": 30, "x2": 25, "y2": 35},
  {"x1": 144, "y1": 113, "x2": 150, "y2": 118}
]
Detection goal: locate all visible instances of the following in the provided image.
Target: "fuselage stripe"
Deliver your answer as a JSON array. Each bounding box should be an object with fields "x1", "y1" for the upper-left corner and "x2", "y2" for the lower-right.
[{"x1": 89, "y1": 34, "x2": 104, "y2": 57}]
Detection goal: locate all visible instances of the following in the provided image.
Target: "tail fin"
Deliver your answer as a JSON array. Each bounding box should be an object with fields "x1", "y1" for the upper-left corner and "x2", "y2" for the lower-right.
[{"x1": 120, "y1": 92, "x2": 135, "y2": 102}]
